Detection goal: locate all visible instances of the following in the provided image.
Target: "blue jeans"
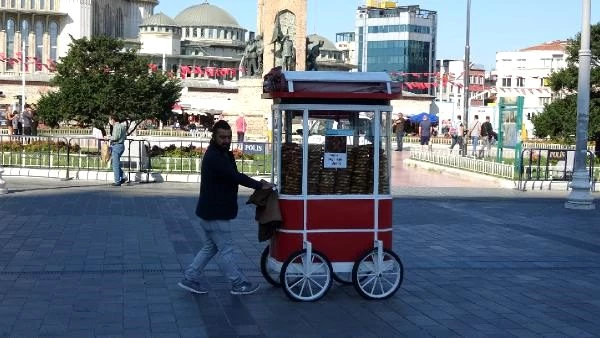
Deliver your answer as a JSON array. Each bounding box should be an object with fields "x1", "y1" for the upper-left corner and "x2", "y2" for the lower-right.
[
  {"x1": 184, "y1": 219, "x2": 247, "y2": 287},
  {"x1": 111, "y1": 143, "x2": 124, "y2": 183},
  {"x1": 471, "y1": 136, "x2": 479, "y2": 155},
  {"x1": 395, "y1": 131, "x2": 404, "y2": 151}
]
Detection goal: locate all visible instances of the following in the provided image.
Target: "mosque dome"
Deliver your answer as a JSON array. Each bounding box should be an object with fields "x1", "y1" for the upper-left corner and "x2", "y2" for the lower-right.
[
  {"x1": 307, "y1": 34, "x2": 339, "y2": 51},
  {"x1": 140, "y1": 12, "x2": 178, "y2": 27},
  {"x1": 174, "y1": 3, "x2": 241, "y2": 28}
]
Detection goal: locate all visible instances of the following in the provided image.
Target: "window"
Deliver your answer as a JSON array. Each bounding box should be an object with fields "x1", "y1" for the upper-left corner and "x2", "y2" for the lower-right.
[
  {"x1": 49, "y1": 0, "x2": 53, "y2": 10},
  {"x1": 39, "y1": 0, "x2": 44, "y2": 9},
  {"x1": 539, "y1": 97, "x2": 551, "y2": 106},
  {"x1": 541, "y1": 78, "x2": 549, "y2": 87},
  {"x1": 35, "y1": 20, "x2": 43, "y2": 70},
  {"x1": 193, "y1": 28, "x2": 197, "y2": 38},
  {"x1": 49, "y1": 21, "x2": 58, "y2": 61},
  {"x1": 6, "y1": 19, "x2": 15, "y2": 69},
  {"x1": 516, "y1": 77, "x2": 525, "y2": 87},
  {"x1": 30, "y1": 0, "x2": 35, "y2": 9},
  {"x1": 20, "y1": 0, "x2": 25, "y2": 8},
  {"x1": 11, "y1": 0, "x2": 15, "y2": 7},
  {"x1": 21, "y1": 19, "x2": 30, "y2": 50},
  {"x1": 502, "y1": 78, "x2": 511, "y2": 87}
]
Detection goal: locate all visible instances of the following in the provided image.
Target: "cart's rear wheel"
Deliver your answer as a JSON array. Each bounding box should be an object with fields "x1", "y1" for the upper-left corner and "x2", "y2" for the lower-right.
[
  {"x1": 333, "y1": 272, "x2": 353, "y2": 285},
  {"x1": 260, "y1": 246, "x2": 281, "y2": 287},
  {"x1": 280, "y1": 249, "x2": 333, "y2": 302},
  {"x1": 352, "y1": 248, "x2": 403, "y2": 300}
]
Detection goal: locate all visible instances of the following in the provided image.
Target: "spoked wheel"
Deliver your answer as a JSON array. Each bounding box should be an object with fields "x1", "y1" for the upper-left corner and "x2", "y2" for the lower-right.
[
  {"x1": 280, "y1": 249, "x2": 333, "y2": 302},
  {"x1": 260, "y1": 246, "x2": 281, "y2": 287},
  {"x1": 332, "y1": 272, "x2": 353, "y2": 285},
  {"x1": 352, "y1": 248, "x2": 404, "y2": 300}
]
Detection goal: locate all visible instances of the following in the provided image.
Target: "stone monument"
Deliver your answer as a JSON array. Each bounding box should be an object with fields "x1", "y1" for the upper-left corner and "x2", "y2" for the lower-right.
[{"x1": 257, "y1": 0, "x2": 307, "y2": 73}]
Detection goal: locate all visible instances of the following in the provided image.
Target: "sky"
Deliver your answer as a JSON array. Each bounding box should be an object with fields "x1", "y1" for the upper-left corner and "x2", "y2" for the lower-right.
[{"x1": 156, "y1": 0, "x2": 600, "y2": 70}]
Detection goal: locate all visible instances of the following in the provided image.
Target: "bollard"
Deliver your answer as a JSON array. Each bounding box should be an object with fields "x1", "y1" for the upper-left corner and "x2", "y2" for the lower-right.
[{"x1": 0, "y1": 166, "x2": 8, "y2": 194}]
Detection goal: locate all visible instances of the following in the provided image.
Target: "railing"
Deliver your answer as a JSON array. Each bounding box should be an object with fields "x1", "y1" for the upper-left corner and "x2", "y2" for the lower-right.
[
  {"x1": 0, "y1": 135, "x2": 268, "y2": 181},
  {"x1": 409, "y1": 150, "x2": 515, "y2": 179},
  {"x1": 517, "y1": 148, "x2": 597, "y2": 191}
]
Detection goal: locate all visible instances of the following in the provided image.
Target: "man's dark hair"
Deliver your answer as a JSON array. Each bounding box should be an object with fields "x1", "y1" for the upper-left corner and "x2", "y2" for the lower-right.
[
  {"x1": 457, "y1": 115, "x2": 461, "y2": 119},
  {"x1": 212, "y1": 120, "x2": 231, "y2": 133},
  {"x1": 109, "y1": 114, "x2": 120, "y2": 122}
]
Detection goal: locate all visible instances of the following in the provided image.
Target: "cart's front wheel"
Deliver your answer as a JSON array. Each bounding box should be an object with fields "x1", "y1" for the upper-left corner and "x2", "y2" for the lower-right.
[
  {"x1": 280, "y1": 249, "x2": 333, "y2": 302},
  {"x1": 352, "y1": 248, "x2": 403, "y2": 300},
  {"x1": 260, "y1": 246, "x2": 281, "y2": 287}
]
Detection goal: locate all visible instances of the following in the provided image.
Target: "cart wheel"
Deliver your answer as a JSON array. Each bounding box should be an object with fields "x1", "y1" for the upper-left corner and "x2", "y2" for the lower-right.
[
  {"x1": 333, "y1": 272, "x2": 353, "y2": 285},
  {"x1": 352, "y1": 248, "x2": 404, "y2": 300},
  {"x1": 280, "y1": 249, "x2": 333, "y2": 302},
  {"x1": 260, "y1": 246, "x2": 281, "y2": 287}
]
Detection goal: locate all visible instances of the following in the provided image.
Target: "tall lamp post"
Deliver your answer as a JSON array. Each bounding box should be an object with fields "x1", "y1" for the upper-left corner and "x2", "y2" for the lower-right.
[
  {"x1": 462, "y1": 0, "x2": 471, "y2": 157},
  {"x1": 565, "y1": 0, "x2": 595, "y2": 210}
]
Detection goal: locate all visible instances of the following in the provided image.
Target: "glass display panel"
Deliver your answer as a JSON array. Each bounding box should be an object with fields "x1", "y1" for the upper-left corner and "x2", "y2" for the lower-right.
[
  {"x1": 278, "y1": 110, "x2": 303, "y2": 195},
  {"x1": 276, "y1": 109, "x2": 391, "y2": 195}
]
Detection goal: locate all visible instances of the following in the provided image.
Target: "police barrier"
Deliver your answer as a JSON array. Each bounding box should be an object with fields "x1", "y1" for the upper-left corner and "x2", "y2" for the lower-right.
[
  {"x1": 518, "y1": 148, "x2": 596, "y2": 191},
  {"x1": 0, "y1": 135, "x2": 270, "y2": 181}
]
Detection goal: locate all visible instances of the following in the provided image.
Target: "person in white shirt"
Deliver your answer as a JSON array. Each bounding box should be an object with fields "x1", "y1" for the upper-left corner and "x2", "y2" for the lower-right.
[
  {"x1": 449, "y1": 115, "x2": 464, "y2": 155},
  {"x1": 468, "y1": 115, "x2": 481, "y2": 156}
]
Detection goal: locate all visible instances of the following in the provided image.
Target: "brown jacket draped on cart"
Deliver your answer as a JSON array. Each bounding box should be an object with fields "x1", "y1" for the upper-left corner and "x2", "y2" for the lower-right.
[{"x1": 246, "y1": 189, "x2": 282, "y2": 242}]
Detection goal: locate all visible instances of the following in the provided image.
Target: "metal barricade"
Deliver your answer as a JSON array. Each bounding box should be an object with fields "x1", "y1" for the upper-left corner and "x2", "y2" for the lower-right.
[{"x1": 518, "y1": 148, "x2": 596, "y2": 191}]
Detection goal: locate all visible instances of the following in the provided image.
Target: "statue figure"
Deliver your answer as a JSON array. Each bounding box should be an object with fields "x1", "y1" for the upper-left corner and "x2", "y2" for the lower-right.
[
  {"x1": 242, "y1": 38, "x2": 258, "y2": 77},
  {"x1": 255, "y1": 34, "x2": 264, "y2": 74},
  {"x1": 280, "y1": 35, "x2": 295, "y2": 71},
  {"x1": 270, "y1": 10, "x2": 296, "y2": 70},
  {"x1": 306, "y1": 40, "x2": 324, "y2": 71}
]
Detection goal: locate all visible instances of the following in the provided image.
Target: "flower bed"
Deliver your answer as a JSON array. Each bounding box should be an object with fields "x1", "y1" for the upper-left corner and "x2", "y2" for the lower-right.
[{"x1": 147, "y1": 144, "x2": 256, "y2": 160}]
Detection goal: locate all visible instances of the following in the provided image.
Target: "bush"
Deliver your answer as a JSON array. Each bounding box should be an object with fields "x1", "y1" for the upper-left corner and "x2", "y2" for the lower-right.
[
  {"x1": 147, "y1": 144, "x2": 254, "y2": 160},
  {"x1": 0, "y1": 140, "x2": 80, "y2": 153}
]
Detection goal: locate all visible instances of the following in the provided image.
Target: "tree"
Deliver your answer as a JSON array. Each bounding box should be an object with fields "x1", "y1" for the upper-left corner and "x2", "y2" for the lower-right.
[
  {"x1": 36, "y1": 36, "x2": 182, "y2": 134},
  {"x1": 532, "y1": 23, "x2": 600, "y2": 141}
]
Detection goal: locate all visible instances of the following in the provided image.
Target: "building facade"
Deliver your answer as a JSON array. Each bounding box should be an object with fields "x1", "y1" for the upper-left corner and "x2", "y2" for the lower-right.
[
  {"x1": 306, "y1": 33, "x2": 353, "y2": 71},
  {"x1": 354, "y1": 2, "x2": 437, "y2": 93},
  {"x1": 493, "y1": 40, "x2": 567, "y2": 115},
  {"x1": 335, "y1": 31, "x2": 357, "y2": 68}
]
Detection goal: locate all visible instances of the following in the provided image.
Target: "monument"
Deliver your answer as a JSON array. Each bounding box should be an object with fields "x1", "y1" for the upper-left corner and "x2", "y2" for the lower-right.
[
  {"x1": 257, "y1": 0, "x2": 308, "y2": 73},
  {"x1": 232, "y1": 0, "x2": 308, "y2": 138}
]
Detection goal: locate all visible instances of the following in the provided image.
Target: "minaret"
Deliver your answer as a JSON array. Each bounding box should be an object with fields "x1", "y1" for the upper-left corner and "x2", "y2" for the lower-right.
[{"x1": 127, "y1": 0, "x2": 158, "y2": 39}]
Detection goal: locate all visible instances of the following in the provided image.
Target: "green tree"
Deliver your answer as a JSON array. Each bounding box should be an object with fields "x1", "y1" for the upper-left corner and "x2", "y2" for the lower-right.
[
  {"x1": 533, "y1": 23, "x2": 600, "y2": 141},
  {"x1": 36, "y1": 36, "x2": 182, "y2": 134}
]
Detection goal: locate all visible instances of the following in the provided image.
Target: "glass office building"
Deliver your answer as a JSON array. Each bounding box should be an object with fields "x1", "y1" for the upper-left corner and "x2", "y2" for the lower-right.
[{"x1": 355, "y1": 4, "x2": 437, "y2": 93}]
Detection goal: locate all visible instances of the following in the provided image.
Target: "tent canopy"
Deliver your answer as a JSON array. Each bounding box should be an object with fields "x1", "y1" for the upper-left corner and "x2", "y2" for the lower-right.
[{"x1": 408, "y1": 112, "x2": 438, "y2": 123}]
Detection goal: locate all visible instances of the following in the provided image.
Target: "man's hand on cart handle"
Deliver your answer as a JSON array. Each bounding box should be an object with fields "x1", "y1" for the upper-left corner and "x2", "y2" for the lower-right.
[{"x1": 260, "y1": 179, "x2": 275, "y2": 190}]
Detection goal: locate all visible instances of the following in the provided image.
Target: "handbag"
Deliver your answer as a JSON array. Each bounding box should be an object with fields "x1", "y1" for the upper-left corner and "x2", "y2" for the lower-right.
[{"x1": 101, "y1": 142, "x2": 111, "y2": 163}]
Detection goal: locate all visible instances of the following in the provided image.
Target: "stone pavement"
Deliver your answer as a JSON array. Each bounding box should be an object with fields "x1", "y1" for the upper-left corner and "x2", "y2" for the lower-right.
[{"x1": 0, "y1": 176, "x2": 599, "y2": 337}]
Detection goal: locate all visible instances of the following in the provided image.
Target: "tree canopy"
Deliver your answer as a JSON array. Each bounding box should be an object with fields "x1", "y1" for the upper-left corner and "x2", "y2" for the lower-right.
[
  {"x1": 36, "y1": 36, "x2": 182, "y2": 134},
  {"x1": 532, "y1": 23, "x2": 600, "y2": 140}
]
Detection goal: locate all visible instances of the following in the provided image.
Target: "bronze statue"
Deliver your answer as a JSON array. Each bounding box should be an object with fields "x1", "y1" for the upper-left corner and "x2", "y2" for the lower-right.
[
  {"x1": 306, "y1": 40, "x2": 324, "y2": 71},
  {"x1": 280, "y1": 35, "x2": 295, "y2": 71},
  {"x1": 255, "y1": 34, "x2": 264, "y2": 74},
  {"x1": 242, "y1": 38, "x2": 259, "y2": 77}
]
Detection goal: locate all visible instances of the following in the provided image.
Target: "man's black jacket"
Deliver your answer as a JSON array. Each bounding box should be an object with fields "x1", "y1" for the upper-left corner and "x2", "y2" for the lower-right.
[{"x1": 196, "y1": 140, "x2": 262, "y2": 220}]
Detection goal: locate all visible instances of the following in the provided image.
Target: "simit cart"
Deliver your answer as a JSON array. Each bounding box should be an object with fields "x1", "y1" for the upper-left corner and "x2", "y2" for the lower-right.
[{"x1": 260, "y1": 71, "x2": 404, "y2": 301}]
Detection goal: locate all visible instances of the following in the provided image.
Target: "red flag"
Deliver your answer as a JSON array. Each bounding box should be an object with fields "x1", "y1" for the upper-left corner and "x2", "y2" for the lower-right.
[
  {"x1": 149, "y1": 63, "x2": 158, "y2": 72},
  {"x1": 205, "y1": 67, "x2": 215, "y2": 77},
  {"x1": 193, "y1": 66, "x2": 202, "y2": 75}
]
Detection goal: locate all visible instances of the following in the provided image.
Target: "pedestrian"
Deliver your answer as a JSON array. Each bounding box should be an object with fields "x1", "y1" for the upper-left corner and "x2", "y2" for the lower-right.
[
  {"x1": 107, "y1": 115, "x2": 127, "y2": 186},
  {"x1": 235, "y1": 113, "x2": 247, "y2": 144},
  {"x1": 418, "y1": 114, "x2": 433, "y2": 151},
  {"x1": 22, "y1": 104, "x2": 33, "y2": 136},
  {"x1": 12, "y1": 111, "x2": 20, "y2": 135},
  {"x1": 480, "y1": 116, "x2": 494, "y2": 157},
  {"x1": 392, "y1": 112, "x2": 405, "y2": 151},
  {"x1": 467, "y1": 114, "x2": 481, "y2": 157},
  {"x1": 449, "y1": 115, "x2": 465, "y2": 155},
  {"x1": 178, "y1": 120, "x2": 274, "y2": 295},
  {"x1": 4, "y1": 105, "x2": 14, "y2": 136}
]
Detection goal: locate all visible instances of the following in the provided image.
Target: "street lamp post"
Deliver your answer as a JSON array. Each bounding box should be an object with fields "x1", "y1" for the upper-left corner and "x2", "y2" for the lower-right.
[
  {"x1": 462, "y1": 0, "x2": 471, "y2": 157},
  {"x1": 565, "y1": 0, "x2": 595, "y2": 210}
]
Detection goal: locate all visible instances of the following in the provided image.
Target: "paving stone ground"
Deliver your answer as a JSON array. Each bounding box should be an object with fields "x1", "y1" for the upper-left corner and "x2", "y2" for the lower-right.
[{"x1": 0, "y1": 175, "x2": 599, "y2": 337}]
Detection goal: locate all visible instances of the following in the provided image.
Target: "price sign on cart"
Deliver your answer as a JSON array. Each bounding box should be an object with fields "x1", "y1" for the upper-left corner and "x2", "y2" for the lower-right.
[{"x1": 324, "y1": 134, "x2": 349, "y2": 169}]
